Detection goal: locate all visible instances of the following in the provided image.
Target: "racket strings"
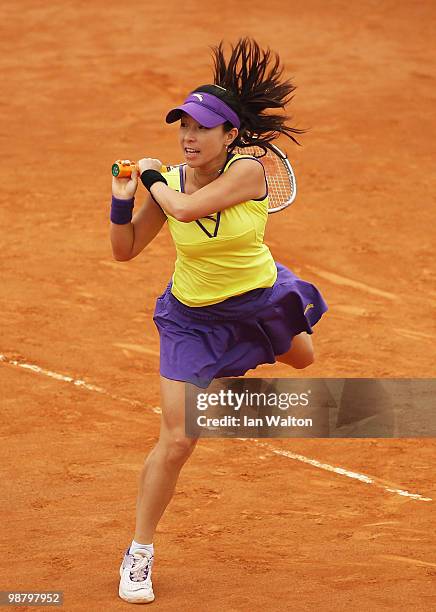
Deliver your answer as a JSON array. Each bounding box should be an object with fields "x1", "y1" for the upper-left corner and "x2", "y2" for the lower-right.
[{"x1": 233, "y1": 146, "x2": 294, "y2": 212}]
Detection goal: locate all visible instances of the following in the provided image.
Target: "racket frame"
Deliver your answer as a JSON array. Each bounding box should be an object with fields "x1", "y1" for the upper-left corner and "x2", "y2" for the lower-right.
[{"x1": 233, "y1": 142, "x2": 297, "y2": 214}]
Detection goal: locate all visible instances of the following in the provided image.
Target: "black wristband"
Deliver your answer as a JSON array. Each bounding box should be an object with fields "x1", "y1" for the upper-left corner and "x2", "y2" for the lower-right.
[{"x1": 140, "y1": 169, "x2": 168, "y2": 191}]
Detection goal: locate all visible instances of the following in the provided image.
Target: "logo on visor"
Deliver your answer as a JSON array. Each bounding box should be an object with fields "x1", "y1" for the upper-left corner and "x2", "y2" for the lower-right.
[{"x1": 193, "y1": 93, "x2": 203, "y2": 101}]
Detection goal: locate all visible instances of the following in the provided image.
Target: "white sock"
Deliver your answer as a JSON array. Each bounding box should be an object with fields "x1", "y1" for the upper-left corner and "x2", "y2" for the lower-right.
[{"x1": 129, "y1": 539, "x2": 154, "y2": 556}]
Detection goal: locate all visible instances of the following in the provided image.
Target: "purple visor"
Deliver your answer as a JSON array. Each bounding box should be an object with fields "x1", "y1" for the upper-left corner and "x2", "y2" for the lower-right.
[{"x1": 165, "y1": 92, "x2": 240, "y2": 129}]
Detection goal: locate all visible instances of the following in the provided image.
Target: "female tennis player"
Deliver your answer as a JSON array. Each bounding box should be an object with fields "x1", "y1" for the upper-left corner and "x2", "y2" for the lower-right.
[{"x1": 110, "y1": 38, "x2": 328, "y2": 604}]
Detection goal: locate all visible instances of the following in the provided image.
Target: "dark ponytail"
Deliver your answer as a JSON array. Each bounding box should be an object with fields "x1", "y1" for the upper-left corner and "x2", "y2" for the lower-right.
[{"x1": 194, "y1": 38, "x2": 305, "y2": 150}]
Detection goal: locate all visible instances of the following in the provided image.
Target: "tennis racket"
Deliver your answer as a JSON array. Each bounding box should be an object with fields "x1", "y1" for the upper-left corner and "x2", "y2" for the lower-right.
[
  {"x1": 232, "y1": 143, "x2": 296, "y2": 214},
  {"x1": 111, "y1": 143, "x2": 296, "y2": 214}
]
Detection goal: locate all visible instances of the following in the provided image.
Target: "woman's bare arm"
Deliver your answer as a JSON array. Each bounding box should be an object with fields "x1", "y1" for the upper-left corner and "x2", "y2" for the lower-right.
[
  {"x1": 149, "y1": 159, "x2": 265, "y2": 222},
  {"x1": 110, "y1": 167, "x2": 167, "y2": 261},
  {"x1": 110, "y1": 193, "x2": 167, "y2": 261}
]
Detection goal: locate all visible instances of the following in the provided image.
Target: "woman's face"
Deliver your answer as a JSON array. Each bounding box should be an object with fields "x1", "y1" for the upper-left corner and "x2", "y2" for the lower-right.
[{"x1": 179, "y1": 112, "x2": 237, "y2": 167}]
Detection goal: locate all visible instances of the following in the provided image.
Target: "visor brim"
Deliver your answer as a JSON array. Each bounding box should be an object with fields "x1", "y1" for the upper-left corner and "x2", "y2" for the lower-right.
[{"x1": 165, "y1": 102, "x2": 227, "y2": 128}]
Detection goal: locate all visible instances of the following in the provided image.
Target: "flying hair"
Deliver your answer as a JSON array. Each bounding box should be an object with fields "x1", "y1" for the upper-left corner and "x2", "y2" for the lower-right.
[{"x1": 193, "y1": 38, "x2": 305, "y2": 150}]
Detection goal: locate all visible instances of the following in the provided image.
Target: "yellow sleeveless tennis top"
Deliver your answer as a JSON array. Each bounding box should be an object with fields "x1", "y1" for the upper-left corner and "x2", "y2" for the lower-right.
[{"x1": 162, "y1": 153, "x2": 277, "y2": 307}]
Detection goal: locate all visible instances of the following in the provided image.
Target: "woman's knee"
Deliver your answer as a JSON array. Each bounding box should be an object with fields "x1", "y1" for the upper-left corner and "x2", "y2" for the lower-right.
[
  {"x1": 160, "y1": 434, "x2": 198, "y2": 466},
  {"x1": 277, "y1": 332, "x2": 315, "y2": 368},
  {"x1": 157, "y1": 376, "x2": 199, "y2": 465},
  {"x1": 294, "y1": 335, "x2": 315, "y2": 367}
]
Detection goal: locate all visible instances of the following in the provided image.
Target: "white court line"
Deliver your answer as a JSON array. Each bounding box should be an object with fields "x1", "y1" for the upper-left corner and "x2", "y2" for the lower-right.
[
  {"x1": 247, "y1": 440, "x2": 432, "y2": 502},
  {"x1": 306, "y1": 266, "x2": 399, "y2": 301},
  {"x1": 0, "y1": 353, "x2": 142, "y2": 407},
  {"x1": 1, "y1": 353, "x2": 432, "y2": 502}
]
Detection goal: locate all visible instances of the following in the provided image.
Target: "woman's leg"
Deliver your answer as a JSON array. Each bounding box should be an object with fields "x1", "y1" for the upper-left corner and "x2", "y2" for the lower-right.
[
  {"x1": 134, "y1": 376, "x2": 199, "y2": 543},
  {"x1": 276, "y1": 331, "x2": 315, "y2": 369}
]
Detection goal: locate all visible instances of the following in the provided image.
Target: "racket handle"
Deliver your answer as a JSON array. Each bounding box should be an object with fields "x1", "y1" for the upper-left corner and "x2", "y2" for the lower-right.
[{"x1": 112, "y1": 160, "x2": 169, "y2": 178}]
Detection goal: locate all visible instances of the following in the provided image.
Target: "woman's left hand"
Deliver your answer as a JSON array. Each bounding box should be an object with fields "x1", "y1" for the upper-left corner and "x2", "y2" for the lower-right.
[{"x1": 137, "y1": 157, "x2": 163, "y2": 174}]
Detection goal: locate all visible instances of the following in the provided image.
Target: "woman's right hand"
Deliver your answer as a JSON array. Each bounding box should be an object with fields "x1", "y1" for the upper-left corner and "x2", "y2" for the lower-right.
[{"x1": 112, "y1": 166, "x2": 138, "y2": 200}]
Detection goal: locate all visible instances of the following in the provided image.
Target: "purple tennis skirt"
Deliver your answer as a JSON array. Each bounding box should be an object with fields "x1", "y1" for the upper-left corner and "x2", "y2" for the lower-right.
[{"x1": 152, "y1": 261, "x2": 328, "y2": 389}]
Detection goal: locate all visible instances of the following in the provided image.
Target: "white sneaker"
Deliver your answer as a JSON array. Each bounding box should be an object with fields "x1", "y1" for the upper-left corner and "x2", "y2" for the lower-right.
[{"x1": 119, "y1": 548, "x2": 155, "y2": 604}]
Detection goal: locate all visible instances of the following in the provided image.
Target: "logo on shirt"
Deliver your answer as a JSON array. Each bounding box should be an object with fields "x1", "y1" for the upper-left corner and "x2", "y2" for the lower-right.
[
  {"x1": 193, "y1": 93, "x2": 203, "y2": 102},
  {"x1": 196, "y1": 213, "x2": 221, "y2": 238}
]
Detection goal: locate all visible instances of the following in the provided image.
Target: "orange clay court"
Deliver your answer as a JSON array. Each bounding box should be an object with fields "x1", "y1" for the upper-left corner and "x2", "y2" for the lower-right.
[{"x1": 1, "y1": 1, "x2": 435, "y2": 610}]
